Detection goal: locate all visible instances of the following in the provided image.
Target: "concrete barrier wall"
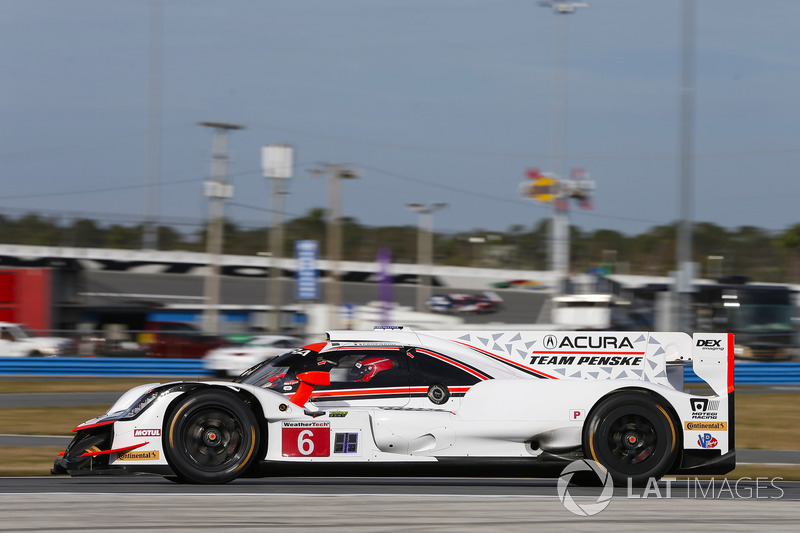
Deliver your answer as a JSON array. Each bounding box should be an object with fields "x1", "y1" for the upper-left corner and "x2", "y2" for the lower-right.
[{"x1": 1, "y1": 357, "x2": 799, "y2": 384}]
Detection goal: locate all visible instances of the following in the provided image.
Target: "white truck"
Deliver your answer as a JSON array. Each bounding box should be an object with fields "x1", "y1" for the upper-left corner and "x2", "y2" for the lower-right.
[{"x1": 0, "y1": 321, "x2": 76, "y2": 357}]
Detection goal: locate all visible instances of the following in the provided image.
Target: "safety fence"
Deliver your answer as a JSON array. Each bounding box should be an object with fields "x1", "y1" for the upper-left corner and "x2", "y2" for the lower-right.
[{"x1": 1, "y1": 357, "x2": 800, "y2": 384}]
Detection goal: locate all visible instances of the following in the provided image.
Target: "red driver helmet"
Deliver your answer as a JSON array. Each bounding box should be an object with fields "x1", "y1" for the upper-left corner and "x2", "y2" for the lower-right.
[{"x1": 353, "y1": 357, "x2": 395, "y2": 382}]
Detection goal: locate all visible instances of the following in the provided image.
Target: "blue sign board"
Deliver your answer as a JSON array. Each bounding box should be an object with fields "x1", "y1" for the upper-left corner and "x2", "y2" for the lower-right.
[{"x1": 295, "y1": 240, "x2": 319, "y2": 300}]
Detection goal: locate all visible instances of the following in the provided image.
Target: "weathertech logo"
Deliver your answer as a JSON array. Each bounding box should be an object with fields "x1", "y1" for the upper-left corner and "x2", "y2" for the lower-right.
[{"x1": 134, "y1": 429, "x2": 161, "y2": 437}]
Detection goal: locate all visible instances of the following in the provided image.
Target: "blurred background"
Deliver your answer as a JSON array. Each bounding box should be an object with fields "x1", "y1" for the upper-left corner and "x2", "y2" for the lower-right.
[{"x1": 2, "y1": 0, "x2": 800, "y2": 366}]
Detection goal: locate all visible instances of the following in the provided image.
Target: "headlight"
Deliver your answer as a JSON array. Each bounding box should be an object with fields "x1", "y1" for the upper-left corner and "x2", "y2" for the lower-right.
[{"x1": 119, "y1": 389, "x2": 160, "y2": 421}]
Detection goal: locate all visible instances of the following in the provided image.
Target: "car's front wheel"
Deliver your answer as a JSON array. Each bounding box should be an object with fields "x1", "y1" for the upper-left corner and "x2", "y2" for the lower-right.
[
  {"x1": 583, "y1": 391, "x2": 678, "y2": 487},
  {"x1": 164, "y1": 389, "x2": 259, "y2": 484}
]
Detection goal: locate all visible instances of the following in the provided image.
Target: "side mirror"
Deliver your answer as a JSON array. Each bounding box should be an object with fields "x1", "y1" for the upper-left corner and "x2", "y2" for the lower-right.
[{"x1": 289, "y1": 371, "x2": 331, "y2": 406}]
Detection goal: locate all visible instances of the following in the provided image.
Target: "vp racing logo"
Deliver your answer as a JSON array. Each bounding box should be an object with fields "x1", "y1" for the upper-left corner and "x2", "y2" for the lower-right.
[{"x1": 557, "y1": 459, "x2": 614, "y2": 516}]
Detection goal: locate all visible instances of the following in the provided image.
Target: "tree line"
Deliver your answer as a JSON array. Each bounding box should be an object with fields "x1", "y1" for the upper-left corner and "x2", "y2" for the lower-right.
[{"x1": 3, "y1": 211, "x2": 800, "y2": 283}]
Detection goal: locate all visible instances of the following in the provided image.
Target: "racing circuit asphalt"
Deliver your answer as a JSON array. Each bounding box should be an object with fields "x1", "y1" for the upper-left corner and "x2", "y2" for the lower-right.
[
  {"x1": 1, "y1": 475, "x2": 799, "y2": 531},
  {"x1": 3, "y1": 391, "x2": 800, "y2": 530}
]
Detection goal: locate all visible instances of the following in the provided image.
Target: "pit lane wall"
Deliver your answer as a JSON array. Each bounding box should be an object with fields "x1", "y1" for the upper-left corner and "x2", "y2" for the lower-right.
[{"x1": 1, "y1": 357, "x2": 800, "y2": 383}]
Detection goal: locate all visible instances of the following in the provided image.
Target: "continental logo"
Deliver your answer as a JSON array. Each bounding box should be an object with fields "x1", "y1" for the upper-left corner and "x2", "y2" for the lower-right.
[
  {"x1": 117, "y1": 450, "x2": 160, "y2": 461},
  {"x1": 685, "y1": 421, "x2": 727, "y2": 431}
]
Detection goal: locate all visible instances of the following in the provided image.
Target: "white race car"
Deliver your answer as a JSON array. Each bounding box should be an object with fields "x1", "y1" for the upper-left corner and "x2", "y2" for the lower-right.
[
  {"x1": 202, "y1": 335, "x2": 303, "y2": 378},
  {"x1": 52, "y1": 327, "x2": 735, "y2": 486}
]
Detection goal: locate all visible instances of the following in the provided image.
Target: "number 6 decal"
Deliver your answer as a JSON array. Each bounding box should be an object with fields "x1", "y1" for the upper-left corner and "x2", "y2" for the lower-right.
[
  {"x1": 297, "y1": 430, "x2": 315, "y2": 455},
  {"x1": 282, "y1": 422, "x2": 331, "y2": 457}
]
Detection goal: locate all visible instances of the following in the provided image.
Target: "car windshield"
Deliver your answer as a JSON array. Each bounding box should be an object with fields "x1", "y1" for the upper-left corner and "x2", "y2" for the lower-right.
[{"x1": 235, "y1": 347, "x2": 330, "y2": 388}]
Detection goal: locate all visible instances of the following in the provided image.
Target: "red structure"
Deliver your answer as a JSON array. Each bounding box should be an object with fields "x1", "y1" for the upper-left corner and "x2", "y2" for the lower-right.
[{"x1": 0, "y1": 268, "x2": 52, "y2": 331}]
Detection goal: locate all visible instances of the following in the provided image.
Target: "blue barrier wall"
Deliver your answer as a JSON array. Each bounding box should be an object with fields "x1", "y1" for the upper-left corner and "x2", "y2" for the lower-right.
[
  {"x1": 685, "y1": 362, "x2": 800, "y2": 386},
  {"x1": 0, "y1": 357, "x2": 211, "y2": 377},
  {"x1": 1, "y1": 357, "x2": 800, "y2": 384}
]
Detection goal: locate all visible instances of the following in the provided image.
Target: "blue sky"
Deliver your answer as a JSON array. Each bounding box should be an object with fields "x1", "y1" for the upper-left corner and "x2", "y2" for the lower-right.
[{"x1": 2, "y1": 0, "x2": 799, "y2": 237}]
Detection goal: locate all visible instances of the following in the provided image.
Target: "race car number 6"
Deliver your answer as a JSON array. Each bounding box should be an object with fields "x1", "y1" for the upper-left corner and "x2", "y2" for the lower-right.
[{"x1": 281, "y1": 424, "x2": 331, "y2": 457}]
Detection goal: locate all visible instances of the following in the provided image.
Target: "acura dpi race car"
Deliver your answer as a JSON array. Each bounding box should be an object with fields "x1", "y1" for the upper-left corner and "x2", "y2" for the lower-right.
[{"x1": 52, "y1": 327, "x2": 735, "y2": 486}]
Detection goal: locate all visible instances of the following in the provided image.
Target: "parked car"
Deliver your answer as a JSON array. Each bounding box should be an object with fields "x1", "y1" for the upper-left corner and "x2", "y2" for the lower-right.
[
  {"x1": 203, "y1": 335, "x2": 303, "y2": 377},
  {"x1": 0, "y1": 321, "x2": 76, "y2": 357}
]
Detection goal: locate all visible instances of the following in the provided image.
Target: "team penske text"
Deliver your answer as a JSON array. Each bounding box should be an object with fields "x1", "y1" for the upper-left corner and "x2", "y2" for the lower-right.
[{"x1": 529, "y1": 355, "x2": 643, "y2": 365}]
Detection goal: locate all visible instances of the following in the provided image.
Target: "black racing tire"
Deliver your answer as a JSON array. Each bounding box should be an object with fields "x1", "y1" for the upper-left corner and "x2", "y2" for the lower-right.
[
  {"x1": 583, "y1": 392, "x2": 679, "y2": 487},
  {"x1": 164, "y1": 389, "x2": 260, "y2": 484},
  {"x1": 427, "y1": 383, "x2": 450, "y2": 405}
]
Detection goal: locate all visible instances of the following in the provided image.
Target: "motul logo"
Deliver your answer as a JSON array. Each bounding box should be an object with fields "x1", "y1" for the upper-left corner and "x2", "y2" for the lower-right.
[{"x1": 134, "y1": 429, "x2": 161, "y2": 437}]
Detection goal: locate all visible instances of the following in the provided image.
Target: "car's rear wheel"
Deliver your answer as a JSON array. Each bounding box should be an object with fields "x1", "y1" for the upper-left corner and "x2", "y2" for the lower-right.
[
  {"x1": 583, "y1": 392, "x2": 678, "y2": 487},
  {"x1": 164, "y1": 389, "x2": 259, "y2": 484}
]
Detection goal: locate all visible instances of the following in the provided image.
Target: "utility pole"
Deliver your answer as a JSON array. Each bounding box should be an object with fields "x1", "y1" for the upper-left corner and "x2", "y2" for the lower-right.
[
  {"x1": 311, "y1": 164, "x2": 360, "y2": 330},
  {"x1": 200, "y1": 121, "x2": 244, "y2": 335},
  {"x1": 262, "y1": 144, "x2": 294, "y2": 333},
  {"x1": 406, "y1": 203, "x2": 447, "y2": 312}
]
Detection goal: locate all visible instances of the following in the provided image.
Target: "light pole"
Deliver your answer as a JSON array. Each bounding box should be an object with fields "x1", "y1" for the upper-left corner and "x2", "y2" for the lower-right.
[
  {"x1": 538, "y1": 1, "x2": 588, "y2": 288},
  {"x1": 310, "y1": 164, "x2": 360, "y2": 330},
  {"x1": 676, "y1": 0, "x2": 696, "y2": 333},
  {"x1": 142, "y1": 0, "x2": 162, "y2": 251},
  {"x1": 200, "y1": 121, "x2": 244, "y2": 335},
  {"x1": 262, "y1": 144, "x2": 294, "y2": 332},
  {"x1": 407, "y1": 203, "x2": 447, "y2": 312}
]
